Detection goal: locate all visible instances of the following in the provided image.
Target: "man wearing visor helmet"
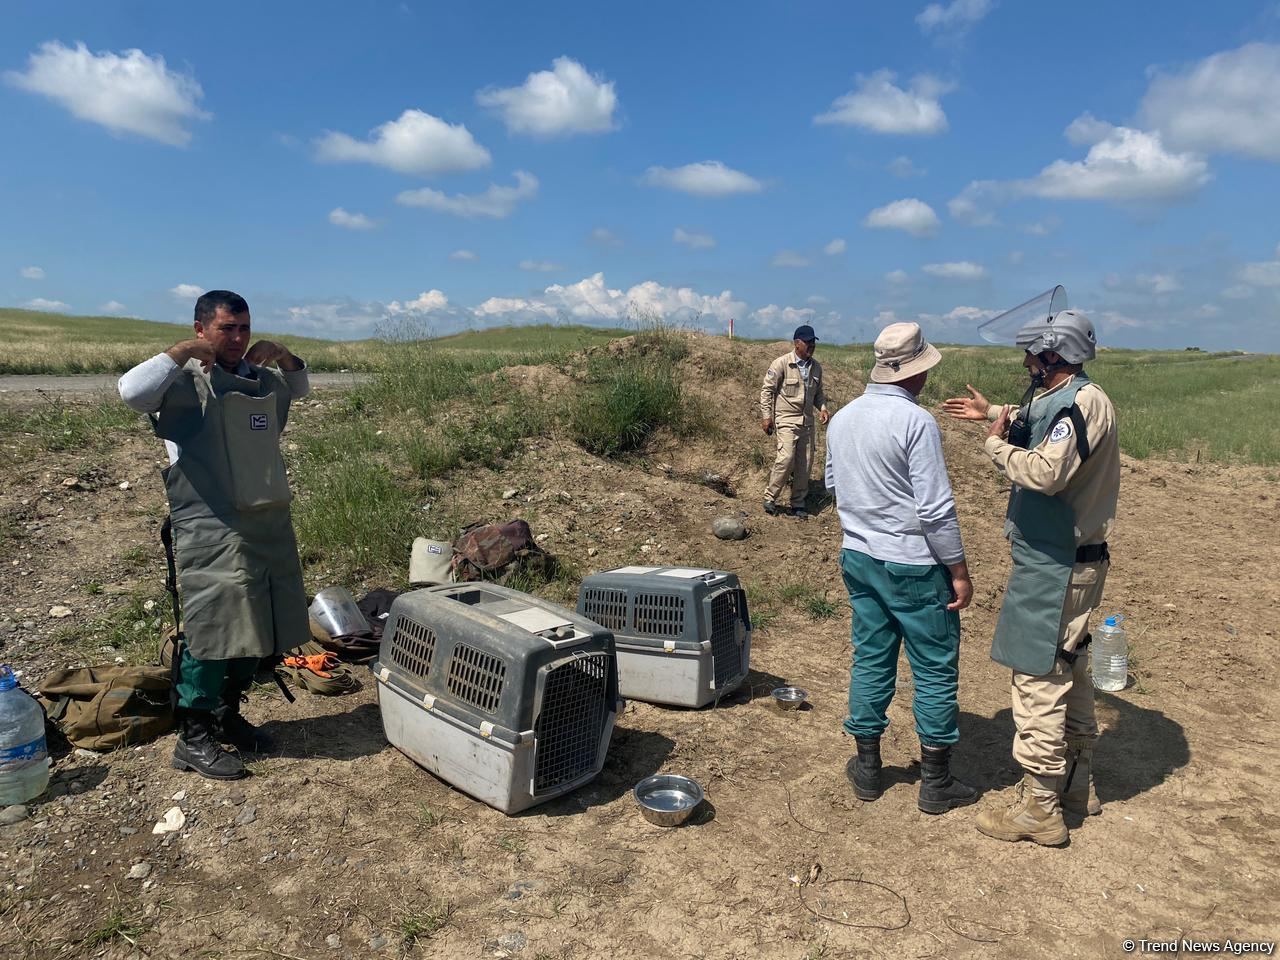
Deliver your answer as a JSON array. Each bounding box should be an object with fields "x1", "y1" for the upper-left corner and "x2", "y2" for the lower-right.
[{"x1": 942, "y1": 294, "x2": 1120, "y2": 846}]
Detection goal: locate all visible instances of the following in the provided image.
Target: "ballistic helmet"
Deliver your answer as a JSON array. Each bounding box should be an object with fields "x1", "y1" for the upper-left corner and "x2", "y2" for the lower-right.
[{"x1": 1015, "y1": 309, "x2": 1097, "y2": 364}]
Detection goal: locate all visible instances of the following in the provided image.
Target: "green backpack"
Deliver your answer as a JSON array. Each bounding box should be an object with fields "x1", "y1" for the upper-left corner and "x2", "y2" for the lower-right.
[{"x1": 38, "y1": 665, "x2": 174, "y2": 752}]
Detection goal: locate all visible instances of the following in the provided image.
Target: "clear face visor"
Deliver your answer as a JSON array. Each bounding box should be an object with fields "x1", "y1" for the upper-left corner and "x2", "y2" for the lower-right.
[{"x1": 977, "y1": 285, "x2": 1068, "y2": 346}]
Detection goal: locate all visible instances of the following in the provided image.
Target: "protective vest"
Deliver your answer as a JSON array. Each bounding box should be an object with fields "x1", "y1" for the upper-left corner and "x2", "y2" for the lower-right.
[
  {"x1": 152, "y1": 362, "x2": 308, "y2": 660},
  {"x1": 990, "y1": 373, "x2": 1092, "y2": 676}
]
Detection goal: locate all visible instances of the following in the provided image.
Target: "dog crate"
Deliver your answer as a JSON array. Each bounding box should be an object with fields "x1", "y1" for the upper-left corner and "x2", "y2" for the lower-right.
[
  {"x1": 372, "y1": 583, "x2": 622, "y2": 814},
  {"x1": 576, "y1": 566, "x2": 751, "y2": 708}
]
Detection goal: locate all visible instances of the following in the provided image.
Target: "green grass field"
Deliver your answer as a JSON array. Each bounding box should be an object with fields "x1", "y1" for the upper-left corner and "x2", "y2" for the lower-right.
[{"x1": 4, "y1": 307, "x2": 1278, "y2": 465}]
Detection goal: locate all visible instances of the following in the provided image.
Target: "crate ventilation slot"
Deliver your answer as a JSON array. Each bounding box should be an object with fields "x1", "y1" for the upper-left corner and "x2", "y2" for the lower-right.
[
  {"x1": 580, "y1": 587, "x2": 628, "y2": 632},
  {"x1": 446, "y1": 642, "x2": 508, "y2": 713},
  {"x1": 632, "y1": 592, "x2": 685, "y2": 638},
  {"x1": 389, "y1": 617, "x2": 437, "y2": 682}
]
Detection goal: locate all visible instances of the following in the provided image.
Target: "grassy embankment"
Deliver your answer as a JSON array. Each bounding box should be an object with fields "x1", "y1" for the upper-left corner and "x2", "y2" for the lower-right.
[{"x1": 0, "y1": 307, "x2": 628, "y2": 375}]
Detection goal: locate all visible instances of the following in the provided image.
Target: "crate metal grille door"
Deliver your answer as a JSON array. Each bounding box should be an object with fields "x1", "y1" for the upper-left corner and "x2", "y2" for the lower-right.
[
  {"x1": 388, "y1": 616, "x2": 437, "y2": 682},
  {"x1": 709, "y1": 591, "x2": 744, "y2": 689},
  {"x1": 446, "y1": 643, "x2": 508, "y2": 713},
  {"x1": 533, "y1": 654, "x2": 610, "y2": 792},
  {"x1": 580, "y1": 587, "x2": 627, "y2": 632},
  {"x1": 632, "y1": 592, "x2": 685, "y2": 638}
]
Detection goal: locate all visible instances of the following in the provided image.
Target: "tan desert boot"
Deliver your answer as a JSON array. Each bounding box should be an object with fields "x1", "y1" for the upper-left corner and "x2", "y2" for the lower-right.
[
  {"x1": 1060, "y1": 739, "x2": 1101, "y2": 816},
  {"x1": 975, "y1": 774, "x2": 1069, "y2": 846}
]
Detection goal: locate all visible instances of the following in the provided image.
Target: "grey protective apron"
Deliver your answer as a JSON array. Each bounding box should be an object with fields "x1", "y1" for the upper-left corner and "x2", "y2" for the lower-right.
[
  {"x1": 153, "y1": 361, "x2": 309, "y2": 660},
  {"x1": 990, "y1": 373, "x2": 1092, "y2": 676}
]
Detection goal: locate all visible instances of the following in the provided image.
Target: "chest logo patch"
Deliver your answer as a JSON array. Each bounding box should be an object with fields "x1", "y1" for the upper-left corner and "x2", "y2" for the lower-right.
[
  {"x1": 1049, "y1": 420, "x2": 1072, "y2": 443},
  {"x1": 249, "y1": 413, "x2": 269, "y2": 431}
]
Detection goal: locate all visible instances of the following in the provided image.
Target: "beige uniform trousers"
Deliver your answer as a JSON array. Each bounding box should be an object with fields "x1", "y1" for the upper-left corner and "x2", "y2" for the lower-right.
[
  {"x1": 1011, "y1": 559, "x2": 1108, "y2": 776},
  {"x1": 766, "y1": 421, "x2": 811, "y2": 507}
]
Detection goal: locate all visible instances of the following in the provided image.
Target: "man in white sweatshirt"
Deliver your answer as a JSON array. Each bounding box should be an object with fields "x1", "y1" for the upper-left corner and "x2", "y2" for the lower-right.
[{"x1": 119, "y1": 290, "x2": 309, "y2": 780}]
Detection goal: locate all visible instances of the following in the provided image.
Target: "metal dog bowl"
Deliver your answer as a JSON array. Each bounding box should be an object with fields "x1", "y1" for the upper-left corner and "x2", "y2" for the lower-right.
[
  {"x1": 634, "y1": 774, "x2": 704, "y2": 827},
  {"x1": 771, "y1": 686, "x2": 808, "y2": 710}
]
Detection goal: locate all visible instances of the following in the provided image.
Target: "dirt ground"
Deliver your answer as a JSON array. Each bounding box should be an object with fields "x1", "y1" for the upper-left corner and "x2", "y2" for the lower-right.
[{"x1": 1, "y1": 333, "x2": 1278, "y2": 960}]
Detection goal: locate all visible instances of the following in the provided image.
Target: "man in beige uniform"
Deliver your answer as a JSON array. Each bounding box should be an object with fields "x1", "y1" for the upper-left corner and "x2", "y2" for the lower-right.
[
  {"x1": 760, "y1": 324, "x2": 830, "y2": 519},
  {"x1": 943, "y1": 309, "x2": 1120, "y2": 845}
]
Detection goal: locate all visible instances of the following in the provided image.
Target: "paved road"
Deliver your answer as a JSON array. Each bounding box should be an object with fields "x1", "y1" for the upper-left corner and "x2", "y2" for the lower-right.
[{"x1": 0, "y1": 372, "x2": 367, "y2": 395}]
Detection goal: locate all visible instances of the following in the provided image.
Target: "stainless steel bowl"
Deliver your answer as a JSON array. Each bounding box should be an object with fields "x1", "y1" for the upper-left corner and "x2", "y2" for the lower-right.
[
  {"x1": 634, "y1": 774, "x2": 704, "y2": 827},
  {"x1": 771, "y1": 686, "x2": 808, "y2": 710}
]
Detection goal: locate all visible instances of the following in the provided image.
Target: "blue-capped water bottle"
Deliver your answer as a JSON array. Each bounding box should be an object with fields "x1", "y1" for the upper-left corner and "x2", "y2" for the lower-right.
[
  {"x1": 0, "y1": 665, "x2": 50, "y2": 805},
  {"x1": 1091, "y1": 616, "x2": 1128, "y2": 692}
]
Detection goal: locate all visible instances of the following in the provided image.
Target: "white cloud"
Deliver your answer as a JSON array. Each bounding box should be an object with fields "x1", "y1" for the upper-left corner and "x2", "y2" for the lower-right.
[
  {"x1": 397, "y1": 171, "x2": 538, "y2": 219},
  {"x1": 474, "y1": 272, "x2": 745, "y2": 327},
  {"x1": 328, "y1": 207, "x2": 376, "y2": 230},
  {"x1": 20, "y1": 266, "x2": 45, "y2": 280},
  {"x1": 916, "y1": 0, "x2": 993, "y2": 33},
  {"x1": 314, "y1": 109, "x2": 490, "y2": 176},
  {"x1": 449, "y1": 249, "x2": 478, "y2": 261},
  {"x1": 5, "y1": 41, "x2": 208, "y2": 146},
  {"x1": 887, "y1": 155, "x2": 926, "y2": 178},
  {"x1": 476, "y1": 57, "x2": 617, "y2": 137},
  {"x1": 947, "y1": 180, "x2": 1000, "y2": 226},
  {"x1": 387, "y1": 290, "x2": 449, "y2": 314},
  {"x1": 23, "y1": 298, "x2": 69, "y2": 311},
  {"x1": 99, "y1": 300, "x2": 126, "y2": 313},
  {"x1": 807, "y1": 295, "x2": 830, "y2": 305},
  {"x1": 949, "y1": 115, "x2": 1210, "y2": 219},
  {"x1": 1136, "y1": 272, "x2": 1181, "y2": 294},
  {"x1": 519, "y1": 260, "x2": 562, "y2": 272},
  {"x1": 170, "y1": 283, "x2": 204, "y2": 300},
  {"x1": 1221, "y1": 284, "x2": 1255, "y2": 300},
  {"x1": 673, "y1": 227, "x2": 716, "y2": 249},
  {"x1": 1141, "y1": 43, "x2": 1280, "y2": 161},
  {"x1": 814, "y1": 70, "x2": 951, "y2": 135},
  {"x1": 590, "y1": 227, "x2": 622, "y2": 247},
  {"x1": 864, "y1": 198, "x2": 940, "y2": 237},
  {"x1": 1098, "y1": 310, "x2": 1148, "y2": 330},
  {"x1": 1024, "y1": 115, "x2": 1210, "y2": 201},
  {"x1": 885, "y1": 269, "x2": 910, "y2": 284},
  {"x1": 824, "y1": 238, "x2": 847, "y2": 255},
  {"x1": 1022, "y1": 218, "x2": 1057, "y2": 236},
  {"x1": 771, "y1": 250, "x2": 811, "y2": 268},
  {"x1": 642, "y1": 161, "x2": 763, "y2": 197},
  {"x1": 922, "y1": 261, "x2": 986, "y2": 279},
  {"x1": 1196, "y1": 303, "x2": 1223, "y2": 318},
  {"x1": 747, "y1": 304, "x2": 816, "y2": 334},
  {"x1": 1239, "y1": 252, "x2": 1280, "y2": 287}
]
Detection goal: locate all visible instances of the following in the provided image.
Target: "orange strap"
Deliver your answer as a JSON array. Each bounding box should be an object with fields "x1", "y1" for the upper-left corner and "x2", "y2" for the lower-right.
[{"x1": 281, "y1": 652, "x2": 339, "y2": 678}]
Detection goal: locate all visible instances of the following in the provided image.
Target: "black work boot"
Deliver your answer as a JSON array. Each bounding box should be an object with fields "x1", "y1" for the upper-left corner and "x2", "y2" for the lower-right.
[
  {"x1": 918, "y1": 744, "x2": 978, "y2": 815},
  {"x1": 172, "y1": 710, "x2": 247, "y2": 780},
  {"x1": 213, "y1": 693, "x2": 276, "y2": 754},
  {"x1": 845, "y1": 737, "x2": 882, "y2": 801}
]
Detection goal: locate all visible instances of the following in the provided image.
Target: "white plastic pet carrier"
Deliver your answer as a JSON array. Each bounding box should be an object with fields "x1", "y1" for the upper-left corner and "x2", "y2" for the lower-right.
[
  {"x1": 576, "y1": 566, "x2": 751, "y2": 708},
  {"x1": 372, "y1": 583, "x2": 622, "y2": 814}
]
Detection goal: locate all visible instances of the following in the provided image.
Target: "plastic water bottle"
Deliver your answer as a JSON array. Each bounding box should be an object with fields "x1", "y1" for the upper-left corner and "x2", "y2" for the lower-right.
[
  {"x1": 1091, "y1": 616, "x2": 1128, "y2": 692},
  {"x1": 0, "y1": 666, "x2": 50, "y2": 805}
]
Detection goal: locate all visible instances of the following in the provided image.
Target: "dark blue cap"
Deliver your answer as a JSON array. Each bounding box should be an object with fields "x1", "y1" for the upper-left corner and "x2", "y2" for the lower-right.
[{"x1": 793, "y1": 324, "x2": 818, "y2": 343}]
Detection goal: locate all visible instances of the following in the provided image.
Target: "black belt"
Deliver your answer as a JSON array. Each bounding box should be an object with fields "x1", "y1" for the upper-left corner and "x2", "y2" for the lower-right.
[{"x1": 1076, "y1": 542, "x2": 1109, "y2": 564}]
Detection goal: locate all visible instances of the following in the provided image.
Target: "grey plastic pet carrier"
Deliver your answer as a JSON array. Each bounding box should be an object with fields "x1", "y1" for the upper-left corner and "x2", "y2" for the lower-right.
[
  {"x1": 372, "y1": 583, "x2": 622, "y2": 814},
  {"x1": 576, "y1": 566, "x2": 751, "y2": 708}
]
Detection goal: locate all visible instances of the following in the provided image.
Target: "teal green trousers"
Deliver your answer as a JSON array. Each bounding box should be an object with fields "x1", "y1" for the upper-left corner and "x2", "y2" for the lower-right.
[
  {"x1": 840, "y1": 548, "x2": 961, "y2": 746},
  {"x1": 175, "y1": 646, "x2": 259, "y2": 711}
]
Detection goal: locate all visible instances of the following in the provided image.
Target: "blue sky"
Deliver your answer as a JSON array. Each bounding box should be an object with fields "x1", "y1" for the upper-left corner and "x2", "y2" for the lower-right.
[{"x1": 3, "y1": 1, "x2": 1280, "y2": 350}]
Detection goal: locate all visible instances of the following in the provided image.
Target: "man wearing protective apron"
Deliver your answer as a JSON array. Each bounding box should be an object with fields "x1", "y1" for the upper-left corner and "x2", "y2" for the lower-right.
[
  {"x1": 760, "y1": 324, "x2": 830, "y2": 520},
  {"x1": 119, "y1": 290, "x2": 311, "y2": 780},
  {"x1": 942, "y1": 309, "x2": 1120, "y2": 845}
]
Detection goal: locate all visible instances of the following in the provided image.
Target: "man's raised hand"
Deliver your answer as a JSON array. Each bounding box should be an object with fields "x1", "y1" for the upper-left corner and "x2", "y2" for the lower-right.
[
  {"x1": 940, "y1": 384, "x2": 990, "y2": 421},
  {"x1": 165, "y1": 339, "x2": 216, "y2": 371},
  {"x1": 245, "y1": 340, "x2": 300, "y2": 370}
]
